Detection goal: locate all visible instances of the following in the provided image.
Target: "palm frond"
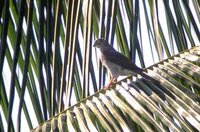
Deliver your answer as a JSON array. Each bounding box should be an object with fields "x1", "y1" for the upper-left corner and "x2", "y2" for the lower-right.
[
  {"x1": 0, "y1": 0, "x2": 199, "y2": 131},
  {"x1": 32, "y1": 46, "x2": 200, "y2": 131}
]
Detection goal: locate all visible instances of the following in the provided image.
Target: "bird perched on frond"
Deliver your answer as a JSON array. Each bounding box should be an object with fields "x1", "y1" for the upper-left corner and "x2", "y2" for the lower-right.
[{"x1": 93, "y1": 38, "x2": 156, "y2": 90}]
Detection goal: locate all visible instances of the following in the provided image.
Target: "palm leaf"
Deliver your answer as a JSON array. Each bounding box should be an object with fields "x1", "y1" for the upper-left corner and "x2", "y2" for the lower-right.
[
  {"x1": 32, "y1": 46, "x2": 200, "y2": 131},
  {"x1": 0, "y1": 0, "x2": 199, "y2": 131}
]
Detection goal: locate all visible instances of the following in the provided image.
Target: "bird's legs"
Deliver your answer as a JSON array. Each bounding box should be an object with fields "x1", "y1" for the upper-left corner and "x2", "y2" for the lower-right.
[{"x1": 103, "y1": 77, "x2": 117, "y2": 90}]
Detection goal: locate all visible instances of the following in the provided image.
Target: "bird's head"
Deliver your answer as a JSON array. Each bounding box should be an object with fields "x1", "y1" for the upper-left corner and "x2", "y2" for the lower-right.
[{"x1": 93, "y1": 38, "x2": 109, "y2": 50}]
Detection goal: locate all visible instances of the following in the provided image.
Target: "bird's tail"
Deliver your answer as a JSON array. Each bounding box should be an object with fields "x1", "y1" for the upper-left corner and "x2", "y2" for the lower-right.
[{"x1": 138, "y1": 72, "x2": 175, "y2": 100}]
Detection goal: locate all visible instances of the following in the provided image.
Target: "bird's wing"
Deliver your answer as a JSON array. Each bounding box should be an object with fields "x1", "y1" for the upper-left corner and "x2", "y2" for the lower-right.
[{"x1": 102, "y1": 48, "x2": 143, "y2": 73}]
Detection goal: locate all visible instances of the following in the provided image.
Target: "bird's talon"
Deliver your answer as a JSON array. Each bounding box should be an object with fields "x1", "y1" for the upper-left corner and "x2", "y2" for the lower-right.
[
  {"x1": 103, "y1": 84, "x2": 112, "y2": 90},
  {"x1": 103, "y1": 79, "x2": 116, "y2": 90},
  {"x1": 112, "y1": 78, "x2": 117, "y2": 83},
  {"x1": 103, "y1": 86, "x2": 109, "y2": 90}
]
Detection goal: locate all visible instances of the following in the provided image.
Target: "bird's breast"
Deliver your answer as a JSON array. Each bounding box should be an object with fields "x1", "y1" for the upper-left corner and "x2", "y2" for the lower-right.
[{"x1": 100, "y1": 53, "x2": 106, "y2": 64}]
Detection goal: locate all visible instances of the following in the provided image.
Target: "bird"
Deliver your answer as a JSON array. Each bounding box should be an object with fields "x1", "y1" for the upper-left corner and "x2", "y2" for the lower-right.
[{"x1": 93, "y1": 38, "x2": 151, "y2": 90}]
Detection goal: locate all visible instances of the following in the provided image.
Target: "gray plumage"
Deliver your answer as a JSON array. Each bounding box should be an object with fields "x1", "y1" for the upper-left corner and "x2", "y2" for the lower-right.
[
  {"x1": 93, "y1": 38, "x2": 143, "y2": 79},
  {"x1": 93, "y1": 38, "x2": 167, "y2": 100}
]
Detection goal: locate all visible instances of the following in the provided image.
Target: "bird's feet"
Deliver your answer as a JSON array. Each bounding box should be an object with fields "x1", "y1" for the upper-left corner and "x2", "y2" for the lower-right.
[{"x1": 103, "y1": 77, "x2": 117, "y2": 90}]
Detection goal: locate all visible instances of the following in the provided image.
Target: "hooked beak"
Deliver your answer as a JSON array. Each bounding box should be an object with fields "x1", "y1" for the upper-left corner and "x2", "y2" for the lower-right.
[
  {"x1": 93, "y1": 43, "x2": 97, "y2": 47},
  {"x1": 93, "y1": 39, "x2": 99, "y2": 47}
]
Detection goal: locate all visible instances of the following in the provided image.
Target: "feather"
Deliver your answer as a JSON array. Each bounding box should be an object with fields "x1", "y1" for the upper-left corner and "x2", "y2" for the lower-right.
[{"x1": 100, "y1": 44, "x2": 143, "y2": 74}]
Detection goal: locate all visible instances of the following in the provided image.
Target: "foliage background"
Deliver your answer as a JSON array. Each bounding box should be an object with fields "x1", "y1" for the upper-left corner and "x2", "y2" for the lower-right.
[{"x1": 0, "y1": 0, "x2": 199, "y2": 131}]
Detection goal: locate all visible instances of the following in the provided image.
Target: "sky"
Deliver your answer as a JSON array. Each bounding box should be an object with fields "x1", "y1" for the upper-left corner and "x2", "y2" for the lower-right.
[{"x1": 1, "y1": 0, "x2": 200, "y2": 131}]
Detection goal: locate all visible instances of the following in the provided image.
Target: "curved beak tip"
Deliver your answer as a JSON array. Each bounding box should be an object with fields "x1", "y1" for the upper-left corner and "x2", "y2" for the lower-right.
[{"x1": 93, "y1": 42, "x2": 97, "y2": 47}]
